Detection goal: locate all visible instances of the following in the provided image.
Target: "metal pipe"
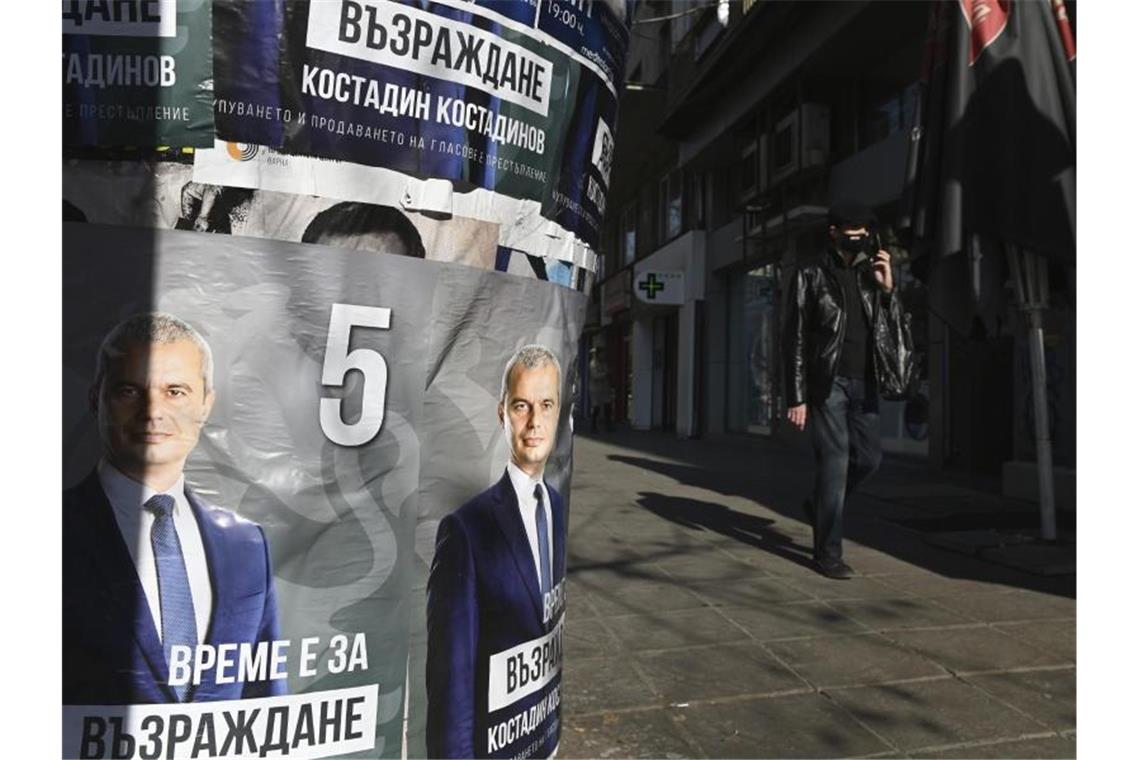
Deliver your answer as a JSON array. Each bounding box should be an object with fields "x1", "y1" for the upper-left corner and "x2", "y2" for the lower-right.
[
  {"x1": 1008, "y1": 245, "x2": 1057, "y2": 541},
  {"x1": 1026, "y1": 309, "x2": 1057, "y2": 541}
]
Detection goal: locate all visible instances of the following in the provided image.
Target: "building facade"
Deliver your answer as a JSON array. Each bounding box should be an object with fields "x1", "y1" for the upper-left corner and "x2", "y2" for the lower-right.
[{"x1": 584, "y1": 0, "x2": 1075, "y2": 491}]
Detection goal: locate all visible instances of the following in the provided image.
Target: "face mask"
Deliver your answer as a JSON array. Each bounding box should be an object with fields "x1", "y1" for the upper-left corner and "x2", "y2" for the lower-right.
[{"x1": 838, "y1": 234, "x2": 869, "y2": 255}]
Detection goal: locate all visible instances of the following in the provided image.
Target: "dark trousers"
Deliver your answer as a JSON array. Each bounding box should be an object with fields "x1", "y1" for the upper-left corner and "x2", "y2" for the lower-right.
[{"x1": 808, "y1": 376, "x2": 882, "y2": 562}]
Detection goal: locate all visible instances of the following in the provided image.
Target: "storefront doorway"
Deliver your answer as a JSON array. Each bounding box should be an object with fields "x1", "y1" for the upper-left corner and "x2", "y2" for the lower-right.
[
  {"x1": 744, "y1": 264, "x2": 780, "y2": 434},
  {"x1": 652, "y1": 313, "x2": 678, "y2": 431}
]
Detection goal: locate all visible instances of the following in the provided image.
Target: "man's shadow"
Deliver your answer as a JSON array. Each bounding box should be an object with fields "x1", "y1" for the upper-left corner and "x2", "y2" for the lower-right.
[{"x1": 635, "y1": 492, "x2": 817, "y2": 573}]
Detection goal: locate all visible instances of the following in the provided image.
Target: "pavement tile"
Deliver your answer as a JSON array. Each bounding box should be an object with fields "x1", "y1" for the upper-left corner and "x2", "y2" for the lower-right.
[
  {"x1": 568, "y1": 540, "x2": 663, "y2": 567},
  {"x1": 964, "y1": 669, "x2": 1076, "y2": 732},
  {"x1": 859, "y1": 483, "x2": 984, "y2": 503},
  {"x1": 574, "y1": 576, "x2": 708, "y2": 617},
  {"x1": 1010, "y1": 588, "x2": 1077, "y2": 611},
  {"x1": 825, "y1": 678, "x2": 1043, "y2": 751},
  {"x1": 766, "y1": 633, "x2": 946, "y2": 688},
  {"x1": 918, "y1": 735, "x2": 1076, "y2": 758},
  {"x1": 826, "y1": 597, "x2": 975, "y2": 630},
  {"x1": 635, "y1": 642, "x2": 807, "y2": 702},
  {"x1": 605, "y1": 608, "x2": 753, "y2": 651},
  {"x1": 719, "y1": 602, "x2": 869, "y2": 641},
  {"x1": 600, "y1": 529, "x2": 718, "y2": 557},
  {"x1": 567, "y1": 551, "x2": 686, "y2": 578},
  {"x1": 581, "y1": 535, "x2": 716, "y2": 564},
  {"x1": 873, "y1": 572, "x2": 1029, "y2": 598},
  {"x1": 929, "y1": 590, "x2": 1075, "y2": 624},
  {"x1": 567, "y1": 563, "x2": 673, "y2": 587},
  {"x1": 654, "y1": 552, "x2": 774, "y2": 583},
  {"x1": 994, "y1": 620, "x2": 1076, "y2": 664},
  {"x1": 727, "y1": 551, "x2": 834, "y2": 579},
  {"x1": 886, "y1": 627, "x2": 1069, "y2": 673},
  {"x1": 687, "y1": 577, "x2": 815, "y2": 607},
  {"x1": 564, "y1": 614, "x2": 623, "y2": 660},
  {"x1": 783, "y1": 574, "x2": 914, "y2": 601},
  {"x1": 698, "y1": 521, "x2": 811, "y2": 550},
  {"x1": 566, "y1": 587, "x2": 603, "y2": 619},
  {"x1": 640, "y1": 540, "x2": 741, "y2": 565},
  {"x1": 560, "y1": 709, "x2": 703, "y2": 759},
  {"x1": 676, "y1": 693, "x2": 892, "y2": 758},
  {"x1": 596, "y1": 507, "x2": 711, "y2": 531},
  {"x1": 836, "y1": 547, "x2": 933, "y2": 576},
  {"x1": 562, "y1": 656, "x2": 658, "y2": 714},
  {"x1": 566, "y1": 516, "x2": 614, "y2": 535}
]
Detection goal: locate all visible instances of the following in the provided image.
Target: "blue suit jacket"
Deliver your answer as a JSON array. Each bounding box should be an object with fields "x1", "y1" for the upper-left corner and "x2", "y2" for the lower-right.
[
  {"x1": 426, "y1": 471, "x2": 567, "y2": 759},
  {"x1": 62, "y1": 471, "x2": 286, "y2": 704}
]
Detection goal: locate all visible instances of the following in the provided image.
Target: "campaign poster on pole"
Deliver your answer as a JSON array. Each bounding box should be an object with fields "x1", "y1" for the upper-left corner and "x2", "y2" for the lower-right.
[
  {"x1": 211, "y1": 0, "x2": 627, "y2": 248},
  {"x1": 63, "y1": 0, "x2": 215, "y2": 147},
  {"x1": 62, "y1": 2, "x2": 628, "y2": 758},
  {"x1": 62, "y1": 220, "x2": 585, "y2": 759}
]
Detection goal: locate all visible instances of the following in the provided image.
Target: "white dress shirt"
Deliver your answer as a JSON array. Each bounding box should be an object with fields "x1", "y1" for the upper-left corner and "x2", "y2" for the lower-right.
[
  {"x1": 506, "y1": 461, "x2": 554, "y2": 590},
  {"x1": 98, "y1": 460, "x2": 213, "y2": 643}
]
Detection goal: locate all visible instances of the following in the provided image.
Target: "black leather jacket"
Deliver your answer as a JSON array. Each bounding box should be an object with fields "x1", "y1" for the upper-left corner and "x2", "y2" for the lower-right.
[{"x1": 783, "y1": 249, "x2": 914, "y2": 407}]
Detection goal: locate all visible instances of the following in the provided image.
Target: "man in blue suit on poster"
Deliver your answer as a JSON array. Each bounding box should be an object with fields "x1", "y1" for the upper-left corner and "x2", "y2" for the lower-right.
[
  {"x1": 427, "y1": 345, "x2": 568, "y2": 759},
  {"x1": 63, "y1": 312, "x2": 286, "y2": 704}
]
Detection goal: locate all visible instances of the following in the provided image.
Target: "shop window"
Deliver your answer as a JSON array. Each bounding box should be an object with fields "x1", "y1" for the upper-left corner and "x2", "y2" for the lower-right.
[
  {"x1": 660, "y1": 170, "x2": 684, "y2": 241},
  {"x1": 621, "y1": 206, "x2": 637, "y2": 265}
]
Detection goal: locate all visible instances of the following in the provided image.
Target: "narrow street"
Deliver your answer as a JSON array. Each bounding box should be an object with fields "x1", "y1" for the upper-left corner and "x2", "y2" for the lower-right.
[{"x1": 560, "y1": 430, "x2": 1075, "y2": 759}]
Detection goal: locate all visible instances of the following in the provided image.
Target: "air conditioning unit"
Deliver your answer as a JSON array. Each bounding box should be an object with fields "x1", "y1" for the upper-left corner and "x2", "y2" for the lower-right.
[{"x1": 768, "y1": 103, "x2": 831, "y2": 185}]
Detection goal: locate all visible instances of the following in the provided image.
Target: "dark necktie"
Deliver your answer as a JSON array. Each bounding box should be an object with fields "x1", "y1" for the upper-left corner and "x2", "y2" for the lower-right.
[
  {"x1": 534, "y1": 484, "x2": 552, "y2": 598},
  {"x1": 144, "y1": 494, "x2": 198, "y2": 702}
]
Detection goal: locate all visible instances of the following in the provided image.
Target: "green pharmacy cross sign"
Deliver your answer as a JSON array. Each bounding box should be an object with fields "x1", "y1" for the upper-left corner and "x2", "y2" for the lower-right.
[
  {"x1": 633, "y1": 271, "x2": 684, "y2": 306},
  {"x1": 638, "y1": 273, "x2": 666, "y2": 299}
]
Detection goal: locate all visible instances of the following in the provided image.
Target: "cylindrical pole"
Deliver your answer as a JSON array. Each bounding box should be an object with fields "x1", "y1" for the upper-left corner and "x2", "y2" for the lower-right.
[
  {"x1": 1008, "y1": 246, "x2": 1057, "y2": 542},
  {"x1": 1026, "y1": 308, "x2": 1057, "y2": 541}
]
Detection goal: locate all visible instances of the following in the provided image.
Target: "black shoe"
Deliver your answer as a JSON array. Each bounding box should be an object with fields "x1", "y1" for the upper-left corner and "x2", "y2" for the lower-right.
[{"x1": 815, "y1": 558, "x2": 854, "y2": 580}]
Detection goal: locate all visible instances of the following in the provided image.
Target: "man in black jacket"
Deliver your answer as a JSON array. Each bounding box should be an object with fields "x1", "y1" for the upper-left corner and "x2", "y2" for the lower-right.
[{"x1": 783, "y1": 200, "x2": 911, "y2": 579}]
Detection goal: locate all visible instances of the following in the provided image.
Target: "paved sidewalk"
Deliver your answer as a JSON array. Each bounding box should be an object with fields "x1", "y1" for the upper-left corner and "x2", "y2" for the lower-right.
[{"x1": 559, "y1": 429, "x2": 1075, "y2": 759}]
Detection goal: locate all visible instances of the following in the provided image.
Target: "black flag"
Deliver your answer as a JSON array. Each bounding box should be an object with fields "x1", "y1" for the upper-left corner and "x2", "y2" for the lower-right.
[{"x1": 904, "y1": 0, "x2": 1076, "y2": 336}]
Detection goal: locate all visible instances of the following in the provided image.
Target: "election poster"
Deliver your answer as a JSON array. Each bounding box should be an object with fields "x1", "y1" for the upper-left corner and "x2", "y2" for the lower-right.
[
  {"x1": 62, "y1": 222, "x2": 585, "y2": 758},
  {"x1": 62, "y1": 2, "x2": 628, "y2": 758},
  {"x1": 211, "y1": 0, "x2": 626, "y2": 248},
  {"x1": 63, "y1": 0, "x2": 215, "y2": 147}
]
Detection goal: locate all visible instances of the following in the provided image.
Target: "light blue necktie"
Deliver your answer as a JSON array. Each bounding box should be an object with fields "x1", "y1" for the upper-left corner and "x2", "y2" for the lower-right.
[
  {"x1": 534, "y1": 484, "x2": 552, "y2": 598},
  {"x1": 145, "y1": 494, "x2": 198, "y2": 702}
]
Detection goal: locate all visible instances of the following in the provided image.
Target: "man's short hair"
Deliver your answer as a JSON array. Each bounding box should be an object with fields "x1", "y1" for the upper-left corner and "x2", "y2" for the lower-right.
[
  {"x1": 302, "y1": 201, "x2": 426, "y2": 258},
  {"x1": 499, "y1": 345, "x2": 562, "y2": 406},
  {"x1": 94, "y1": 312, "x2": 215, "y2": 395},
  {"x1": 828, "y1": 199, "x2": 878, "y2": 229}
]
